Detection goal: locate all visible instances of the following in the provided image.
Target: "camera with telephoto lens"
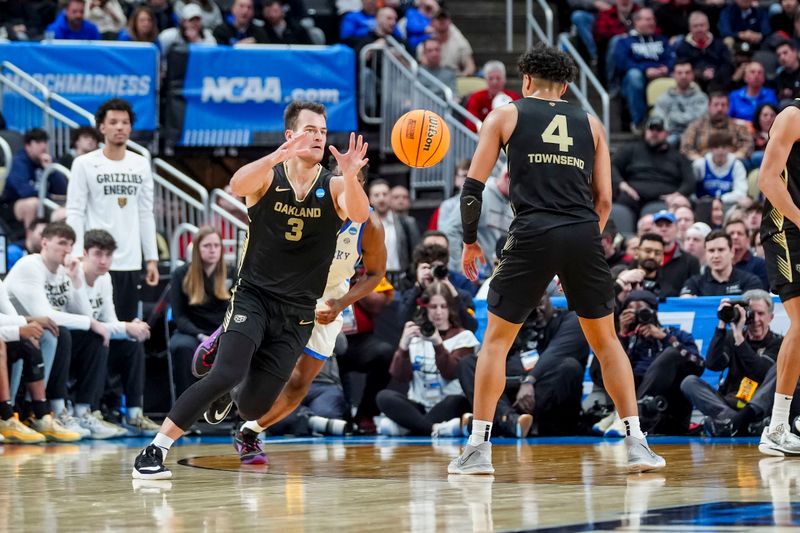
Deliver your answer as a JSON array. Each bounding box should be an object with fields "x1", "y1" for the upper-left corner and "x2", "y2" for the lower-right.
[
  {"x1": 432, "y1": 263, "x2": 448, "y2": 280},
  {"x1": 414, "y1": 294, "x2": 436, "y2": 337},
  {"x1": 635, "y1": 307, "x2": 656, "y2": 326},
  {"x1": 717, "y1": 300, "x2": 751, "y2": 324}
]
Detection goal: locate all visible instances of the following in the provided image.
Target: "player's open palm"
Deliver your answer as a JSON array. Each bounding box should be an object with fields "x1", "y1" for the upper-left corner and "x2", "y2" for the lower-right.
[
  {"x1": 330, "y1": 132, "x2": 368, "y2": 179},
  {"x1": 278, "y1": 131, "x2": 313, "y2": 161}
]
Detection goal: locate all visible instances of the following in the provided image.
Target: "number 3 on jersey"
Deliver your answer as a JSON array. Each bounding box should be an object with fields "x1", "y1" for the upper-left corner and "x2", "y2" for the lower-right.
[
  {"x1": 541, "y1": 114, "x2": 574, "y2": 152},
  {"x1": 285, "y1": 217, "x2": 304, "y2": 241}
]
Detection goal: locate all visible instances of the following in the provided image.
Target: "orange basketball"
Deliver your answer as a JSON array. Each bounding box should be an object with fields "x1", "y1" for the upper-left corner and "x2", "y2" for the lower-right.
[{"x1": 391, "y1": 109, "x2": 450, "y2": 168}]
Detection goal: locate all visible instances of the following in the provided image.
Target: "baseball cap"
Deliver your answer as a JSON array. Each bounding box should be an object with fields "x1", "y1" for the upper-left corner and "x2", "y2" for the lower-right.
[
  {"x1": 686, "y1": 221, "x2": 712, "y2": 239},
  {"x1": 623, "y1": 290, "x2": 659, "y2": 311},
  {"x1": 652, "y1": 210, "x2": 676, "y2": 224},
  {"x1": 181, "y1": 3, "x2": 203, "y2": 21},
  {"x1": 645, "y1": 116, "x2": 665, "y2": 131}
]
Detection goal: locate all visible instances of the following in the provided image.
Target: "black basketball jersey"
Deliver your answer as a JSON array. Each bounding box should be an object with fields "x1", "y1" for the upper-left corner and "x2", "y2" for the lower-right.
[
  {"x1": 504, "y1": 97, "x2": 598, "y2": 237},
  {"x1": 761, "y1": 99, "x2": 800, "y2": 240},
  {"x1": 237, "y1": 162, "x2": 341, "y2": 308}
]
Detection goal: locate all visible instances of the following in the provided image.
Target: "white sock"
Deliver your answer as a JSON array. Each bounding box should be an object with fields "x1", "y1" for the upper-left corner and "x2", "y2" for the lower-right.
[
  {"x1": 242, "y1": 420, "x2": 266, "y2": 434},
  {"x1": 151, "y1": 432, "x2": 175, "y2": 461},
  {"x1": 770, "y1": 393, "x2": 793, "y2": 433},
  {"x1": 74, "y1": 404, "x2": 90, "y2": 417},
  {"x1": 308, "y1": 415, "x2": 328, "y2": 434},
  {"x1": 468, "y1": 419, "x2": 492, "y2": 447},
  {"x1": 50, "y1": 399, "x2": 65, "y2": 415},
  {"x1": 127, "y1": 407, "x2": 142, "y2": 421},
  {"x1": 622, "y1": 416, "x2": 645, "y2": 439}
]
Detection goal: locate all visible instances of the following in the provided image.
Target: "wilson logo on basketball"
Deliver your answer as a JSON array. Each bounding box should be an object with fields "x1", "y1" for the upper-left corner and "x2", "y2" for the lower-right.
[
  {"x1": 423, "y1": 115, "x2": 440, "y2": 152},
  {"x1": 404, "y1": 119, "x2": 417, "y2": 139}
]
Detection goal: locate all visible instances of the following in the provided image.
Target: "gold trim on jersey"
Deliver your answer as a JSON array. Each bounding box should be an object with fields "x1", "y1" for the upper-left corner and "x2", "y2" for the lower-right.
[
  {"x1": 282, "y1": 161, "x2": 322, "y2": 203},
  {"x1": 773, "y1": 231, "x2": 794, "y2": 283},
  {"x1": 222, "y1": 279, "x2": 241, "y2": 332},
  {"x1": 236, "y1": 229, "x2": 250, "y2": 276},
  {"x1": 768, "y1": 167, "x2": 790, "y2": 232}
]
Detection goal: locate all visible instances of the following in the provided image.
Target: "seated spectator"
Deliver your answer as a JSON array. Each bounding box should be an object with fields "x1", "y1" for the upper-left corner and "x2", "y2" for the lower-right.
[
  {"x1": 681, "y1": 92, "x2": 754, "y2": 161},
  {"x1": 652, "y1": 60, "x2": 709, "y2": 146},
  {"x1": 465, "y1": 61, "x2": 521, "y2": 132},
  {"x1": 419, "y1": 38, "x2": 458, "y2": 101},
  {"x1": 169, "y1": 227, "x2": 231, "y2": 396},
  {"x1": 683, "y1": 221, "x2": 712, "y2": 265},
  {"x1": 390, "y1": 184, "x2": 411, "y2": 218},
  {"x1": 637, "y1": 213, "x2": 655, "y2": 235},
  {"x1": 353, "y1": 7, "x2": 410, "y2": 55},
  {"x1": 147, "y1": 0, "x2": 176, "y2": 31},
  {"x1": 568, "y1": 0, "x2": 611, "y2": 63},
  {"x1": 0, "y1": 0, "x2": 49, "y2": 40},
  {"x1": 174, "y1": 0, "x2": 222, "y2": 30},
  {"x1": 118, "y1": 6, "x2": 160, "y2": 46},
  {"x1": 593, "y1": 0, "x2": 639, "y2": 88},
  {"x1": 340, "y1": 0, "x2": 378, "y2": 42},
  {"x1": 675, "y1": 11, "x2": 733, "y2": 93},
  {"x1": 418, "y1": 9, "x2": 475, "y2": 76},
  {"x1": 655, "y1": 0, "x2": 697, "y2": 41},
  {"x1": 441, "y1": 171, "x2": 512, "y2": 274},
  {"x1": 602, "y1": 221, "x2": 629, "y2": 270},
  {"x1": 58, "y1": 126, "x2": 101, "y2": 170},
  {"x1": 611, "y1": 117, "x2": 694, "y2": 233},
  {"x1": 85, "y1": 0, "x2": 126, "y2": 39},
  {"x1": 682, "y1": 291, "x2": 782, "y2": 436},
  {"x1": 459, "y1": 293, "x2": 589, "y2": 437},
  {"x1": 744, "y1": 202, "x2": 763, "y2": 234},
  {"x1": 431, "y1": 159, "x2": 469, "y2": 231},
  {"x1": 7, "y1": 218, "x2": 48, "y2": 271},
  {"x1": 261, "y1": 0, "x2": 312, "y2": 45},
  {"x1": 420, "y1": 230, "x2": 476, "y2": 295},
  {"x1": 2, "y1": 129, "x2": 66, "y2": 231},
  {"x1": 751, "y1": 103, "x2": 777, "y2": 169},
  {"x1": 398, "y1": 243, "x2": 477, "y2": 332},
  {"x1": 725, "y1": 219, "x2": 769, "y2": 289},
  {"x1": 376, "y1": 281, "x2": 477, "y2": 436},
  {"x1": 369, "y1": 179, "x2": 420, "y2": 287},
  {"x1": 681, "y1": 230, "x2": 762, "y2": 296},
  {"x1": 653, "y1": 210, "x2": 702, "y2": 294},
  {"x1": 46, "y1": 0, "x2": 101, "y2": 40},
  {"x1": 213, "y1": 0, "x2": 268, "y2": 45},
  {"x1": 675, "y1": 205, "x2": 695, "y2": 243},
  {"x1": 158, "y1": 3, "x2": 216, "y2": 57},
  {"x1": 692, "y1": 131, "x2": 748, "y2": 205},
  {"x1": 77, "y1": 230, "x2": 158, "y2": 435},
  {"x1": 4, "y1": 222, "x2": 120, "y2": 439},
  {"x1": 619, "y1": 233, "x2": 666, "y2": 297},
  {"x1": 594, "y1": 289, "x2": 703, "y2": 435},
  {"x1": 728, "y1": 62, "x2": 778, "y2": 122},
  {"x1": 728, "y1": 39, "x2": 755, "y2": 90},
  {"x1": 398, "y1": 0, "x2": 437, "y2": 50},
  {"x1": 775, "y1": 41, "x2": 800, "y2": 103},
  {"x1": 613, "y1": 8, "x2": 674, "y2": 132},
  {"x1": 666, "y1": 192, "x2": 693, "y2": 212},
  {"x1": 771, "y1": 0, "x2": 798, "y2": 38},
  {"x1": 718, "y1": 0, "x2": 769, "y2": 49}
]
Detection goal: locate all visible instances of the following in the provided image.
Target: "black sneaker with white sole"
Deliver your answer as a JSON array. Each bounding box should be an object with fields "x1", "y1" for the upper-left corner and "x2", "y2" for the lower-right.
[
  {"x1": 204, "y1": 392, "x2": 233, "y2": 425},
  {"x1": 132, "y1": 444, "x2": 172, "y2": 480}
]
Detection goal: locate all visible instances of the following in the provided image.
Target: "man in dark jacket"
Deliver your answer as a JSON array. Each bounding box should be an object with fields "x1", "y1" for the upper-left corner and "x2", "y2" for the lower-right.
[
  {"x1": 613, "y1": 8, "x2": 674, "y2": 130},
  {"x1": 682, "y1": 290, "x2": 782, "y2": 436},
  {"x1": 718, "y1": 0, "x2": 769, "y2": 49},
  {"x1": 651, "y1": 211, "x2": 701, "y2": 296},
  {"x1": 681, "y1": 231, "x2": 762, "y2": 296},
  {"x1": 458, "y1": 293, "x2": 589, "y2": 437},
  {"x1": 675, "y1": 11, "x2": 733, "y2": 93},
  {"x1": 725, "y1": 219, "x2": 768, "y2": 290},
  {"x1": 261, "y1": 0, "x2": 312, "y2": 44},
  {"x1": 610, "y1": 118, "x2": 695, "y2": 233},
  {"x1": 213, "y1": 0, "x2": 269, "y2": 45}
]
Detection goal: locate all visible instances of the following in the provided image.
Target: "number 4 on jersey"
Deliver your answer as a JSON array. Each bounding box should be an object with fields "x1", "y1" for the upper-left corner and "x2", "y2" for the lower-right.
[{"x1": 541, "y1": 114, "x2": 573, "y2": 152}]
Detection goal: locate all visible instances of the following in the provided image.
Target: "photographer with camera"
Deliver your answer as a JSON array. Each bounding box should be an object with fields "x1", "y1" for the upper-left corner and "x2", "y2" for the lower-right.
[
  {"x1": 595, "y1": 290, "x2": 703, "y2": 436},
  {"x1": 681, "y1": 289, "x2": 783, "y2": 436},
  {"x1": 397, "y1": 243, "x2": 477, "y2": 333},
  {"x1": 458, "y1": 293, "x2": 589, "y2": 437},
  {"x1": 376, "y1": 281, "x2": 479, "y2": 436}
]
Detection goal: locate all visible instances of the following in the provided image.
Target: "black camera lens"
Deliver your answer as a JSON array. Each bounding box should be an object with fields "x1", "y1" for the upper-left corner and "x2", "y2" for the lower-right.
[
  {"x1": 419, "y1": 320, "x2": 436, "y2": 337},
  {"x1": 432, "y1": 264, "x2": 448, "y2": 280},
  {"x1": 636, "y1": 308, "x2": 654, "y2": 325},
  {"x1": 717, "y1": 300, "x2": 749, "y2": 324}
]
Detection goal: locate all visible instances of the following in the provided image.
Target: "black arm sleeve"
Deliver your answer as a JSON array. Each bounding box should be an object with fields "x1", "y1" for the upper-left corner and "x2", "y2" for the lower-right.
[{"x1": 460, "y1": 177, "x2": 485, "y2": 244}]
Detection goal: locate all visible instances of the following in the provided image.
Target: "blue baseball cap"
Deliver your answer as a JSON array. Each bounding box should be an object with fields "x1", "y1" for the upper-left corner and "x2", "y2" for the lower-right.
[{"x1": 652, "y1": 210, "x2": 676, "y2": 224}]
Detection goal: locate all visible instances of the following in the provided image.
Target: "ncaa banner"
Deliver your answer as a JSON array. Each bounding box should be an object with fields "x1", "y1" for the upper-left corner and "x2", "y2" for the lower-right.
[
  {"x1": 0, "y1": 42, "x2": 158, "y2": 131},
  {"x1": 180, "y1": 44, "x2": 357, "y2": 146}
]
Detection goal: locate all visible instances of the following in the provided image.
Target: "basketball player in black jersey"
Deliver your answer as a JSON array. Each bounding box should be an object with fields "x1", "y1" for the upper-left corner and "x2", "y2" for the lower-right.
[
  {"x1": 449, "y1": 44, "x2": 665, "y2": 474},
  {"x1": 756, "y1": 100, "x2": 800, "y2": 456},
  {"x1": 133, "y1": 101, "x2": 370, "y2": 479}
]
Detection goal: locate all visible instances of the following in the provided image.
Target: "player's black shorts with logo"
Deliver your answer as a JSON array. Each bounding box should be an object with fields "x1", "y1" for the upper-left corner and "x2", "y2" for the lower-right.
[
  {"x1": 222, "y1": 278, "x2": 315, "y2": 381},
  {"x1": 763, "y1": 230, "x2": 800, "y2": 302},
  {"x1": 488, "y1": 221, "x2": 615, "y2": 323}
]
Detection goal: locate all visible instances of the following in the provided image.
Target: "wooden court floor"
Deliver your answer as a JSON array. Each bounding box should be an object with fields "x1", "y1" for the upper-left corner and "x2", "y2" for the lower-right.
[{"x1": 1, "y1": 436, "x2": 799, "y2": 532}]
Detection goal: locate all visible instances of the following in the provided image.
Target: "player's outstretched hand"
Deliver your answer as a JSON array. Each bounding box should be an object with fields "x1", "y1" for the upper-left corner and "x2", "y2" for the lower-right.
[
  {"x1": 462, "y1": 242, "x2": 485, "y2": 282},
  {"x1": 330, "y1": 132, "x2": 369, "y2": 179},
  {"x1": 277, "y1": 131, "x2": 313, "y2": 161}
]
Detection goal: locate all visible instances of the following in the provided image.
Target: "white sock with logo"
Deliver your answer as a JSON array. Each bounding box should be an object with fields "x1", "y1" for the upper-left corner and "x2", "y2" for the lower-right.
[
  {"x1": 770, "y1": 394, "x2": 793, "y2": 433},
  {"x1": 622, "y1": 416, "x2": 645, "y2": 439},
  {"x1": 468, "y1": 419, "x2": 493, "y2": 447}
]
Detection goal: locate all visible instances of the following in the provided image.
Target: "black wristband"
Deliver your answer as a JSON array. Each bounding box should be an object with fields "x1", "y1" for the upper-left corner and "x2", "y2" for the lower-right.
[{"x1": 460, "y1": 177, "x2": 485, "y2": 244}]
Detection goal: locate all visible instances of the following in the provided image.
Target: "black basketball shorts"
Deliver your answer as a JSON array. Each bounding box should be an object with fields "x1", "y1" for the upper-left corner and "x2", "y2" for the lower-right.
[
  {"x1": 488, "y1": 221, "x2": 615, "y2": 323},
  {"x1": 222, "y1": 279, "x2": 316, "y2": 381},
  {"x1": 763, "y1": 230, "x2": 800, "y2": 302}
]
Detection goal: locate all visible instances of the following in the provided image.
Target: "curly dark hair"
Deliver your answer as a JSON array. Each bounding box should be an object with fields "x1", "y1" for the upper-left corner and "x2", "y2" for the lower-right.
[
  {"x1": 95, "y1": 98, "x2": 136, "y2": 126},
  {"x1": 517, "y1": 43, "x2": 577, "y2": 84}
]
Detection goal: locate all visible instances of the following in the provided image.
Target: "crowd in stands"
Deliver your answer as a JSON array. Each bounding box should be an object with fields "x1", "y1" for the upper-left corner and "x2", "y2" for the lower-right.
[{"x1": 3, "y1": 1, "x2": 800, "y2": 444}]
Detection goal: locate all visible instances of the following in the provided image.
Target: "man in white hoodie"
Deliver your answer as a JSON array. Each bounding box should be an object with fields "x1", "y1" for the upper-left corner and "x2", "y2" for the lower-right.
[
  {"x1": 67, "y1": 98, "x2": 159, "y2": 324},
  {"x1": 4, "y1": 222, "x2": 120, "y2": 439},
  {"x1": 79, "y1": 229, "x2": 159, "y2": 436}
]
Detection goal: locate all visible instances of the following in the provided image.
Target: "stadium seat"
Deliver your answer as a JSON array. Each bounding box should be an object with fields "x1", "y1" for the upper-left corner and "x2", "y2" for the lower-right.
[
  {"x1": 747, "y1": 168, "x2": 760, "y2": 200},
  {"x1": 457, "y1": 76, "x2": 487, "y2": 99},
  {"x1": 646, "y1": 78, "x2": 676, "y2": 107}
]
